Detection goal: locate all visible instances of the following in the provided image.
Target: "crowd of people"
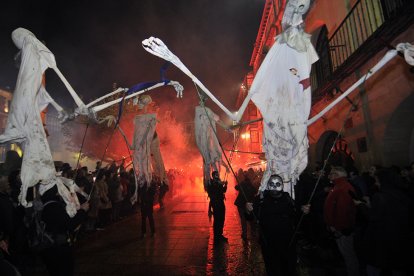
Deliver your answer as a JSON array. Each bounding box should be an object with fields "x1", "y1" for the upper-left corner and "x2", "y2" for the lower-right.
[
  {"x1": 230, "y1": 163, "x2": 414, "y2": 276},
  {"x1": 1, "y1": 147, "x2": 414, "y2": 276},
  {"x1": 0, "y1": 151, "x2": 171, "y2": 275}
]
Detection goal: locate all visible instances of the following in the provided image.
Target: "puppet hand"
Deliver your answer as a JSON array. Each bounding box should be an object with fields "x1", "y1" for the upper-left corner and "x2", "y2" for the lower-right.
[
  {"x1": 169, "y1": 81, "x2": 184, "y2": 98},
  {"x1": 58, "y1": 110, "x2": 70, "y2": 123},
  {"x1": 74, "y1": 105, "x2": 90, "y2": 116},
  {"x1": 142, "y1": 37, "x2": 175, "y2": 62},
  {"x1": 396, "y1": 42, "x2": 414, "y2": 66}
]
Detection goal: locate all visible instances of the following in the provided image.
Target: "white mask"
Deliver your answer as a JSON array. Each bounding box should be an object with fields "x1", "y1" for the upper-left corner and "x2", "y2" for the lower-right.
[{"x1": 267, "y1": 177, "x2": 284, "y2": 192}]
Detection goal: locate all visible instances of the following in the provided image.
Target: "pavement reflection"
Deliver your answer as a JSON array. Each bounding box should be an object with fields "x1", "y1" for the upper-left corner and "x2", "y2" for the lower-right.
[{"x1": 34, "y1": 181, "x2": 266, "y2": 275}]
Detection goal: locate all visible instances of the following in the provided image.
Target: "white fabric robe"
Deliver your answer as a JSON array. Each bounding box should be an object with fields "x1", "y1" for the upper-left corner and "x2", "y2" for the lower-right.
[
  {"x1": 133, "y1": 114, "x2": 157, "y2": 187},
  {"x1": 150, "y1": 132, "x2": 168, "y2": 184},
  {"x1": 249, "y1": 31, "x2": 318, "y2": 195},
  {"x1": 194, "y1": 105, "x2": 223, "y2": 187},
  {"x1": 0, "y1": 28, "x2": 78, "y2": 215}
]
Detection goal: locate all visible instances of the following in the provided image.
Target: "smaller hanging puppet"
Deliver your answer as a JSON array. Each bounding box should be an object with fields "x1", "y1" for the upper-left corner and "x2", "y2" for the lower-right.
[
  {"x1": 118, "y1": 95, "x2": 168, "y2": 191},
  {"x1": 194, "y1": 90, "x2": 230, "y2": 189}
]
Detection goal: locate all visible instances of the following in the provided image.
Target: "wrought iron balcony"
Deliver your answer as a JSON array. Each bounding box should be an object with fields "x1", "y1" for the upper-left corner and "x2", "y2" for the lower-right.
[{"x1": 311, "y1": 0, "x2": 414, "y2": 102}]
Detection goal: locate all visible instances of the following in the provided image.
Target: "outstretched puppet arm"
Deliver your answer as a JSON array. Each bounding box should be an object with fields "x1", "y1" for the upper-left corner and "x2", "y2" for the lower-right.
[
  {"x1": 307, "y1": 48, "x2": 399, "y2": 125},
  {"x1": 91, "y1": 81, "x2": 183, "y2": 113},
  {"x1": 142, "y1": 37, "x2": 236, "y2": 121},
  {"x1": 52, "y1": 66, "x2": 86, "y2": 110},
  {"x1": 142, "y1": 36, "x2": 413, "y2": 127}
]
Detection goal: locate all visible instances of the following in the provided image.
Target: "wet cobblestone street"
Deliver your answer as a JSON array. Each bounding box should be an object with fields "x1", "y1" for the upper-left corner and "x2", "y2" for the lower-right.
[{"x1": 36, "y1": 184, "x2": 266, "y2": 275}]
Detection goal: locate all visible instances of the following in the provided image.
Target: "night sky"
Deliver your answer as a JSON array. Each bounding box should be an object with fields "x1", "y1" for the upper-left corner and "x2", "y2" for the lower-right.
[{"x1": 0, "y1": 0, "x2": 264, "y2": 122}]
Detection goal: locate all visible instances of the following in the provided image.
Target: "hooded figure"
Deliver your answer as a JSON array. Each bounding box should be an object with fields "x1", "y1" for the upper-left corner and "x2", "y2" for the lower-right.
[
  {"x1": 250, "y1": 174, "x2": 297, "y2": 276},
  {"x1": 0, "y1": 28, "x2": 78, "y2": 215},
  {"x1": 247, "y1": 0, "x2": 318, "y2": 196}
]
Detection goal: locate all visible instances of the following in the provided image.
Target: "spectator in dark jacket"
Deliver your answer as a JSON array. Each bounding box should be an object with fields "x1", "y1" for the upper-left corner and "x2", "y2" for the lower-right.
[
  {"x1": 139, "y1": 181, "x2": 156, "y2": 238},
  {"x1": 355, "y1": 168, "x2": 413, "y2": 276},
  {"x1": 207, "y1": 171, "x2": 228, "y2": 244},
  {"x1": 0, "y1": 174, "x2": 20, "y2": 276},
  {"x1": 234, "y1": 169, "x2": 256, "y2": 240},
  {"x1": 39, "y1": 185, "x2": 89, "y2": 276}
]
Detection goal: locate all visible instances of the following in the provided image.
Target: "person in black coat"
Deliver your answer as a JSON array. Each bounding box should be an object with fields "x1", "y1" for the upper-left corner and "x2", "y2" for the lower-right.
[
  {"x1": 0, "y1": 176, "x2": 21, "y2": 276},
  {"x1": 234, "y1": 169, "x2": 257, "y2": 240},
  {"x1": 355, "y1": 168, "x2": 414, "y2": 276},
  {"x1": 39, "y1": 185, "x2": 89, "y2": 276},
  {"x1": 207, "y1": 171, "x2": 228, "y2": 244},
  {"x1": 139, "y1": 181, "x2": 157, "y2": 238},
  {"x1": 247, "y1": 174, "x2": 299, "y2": 276}
]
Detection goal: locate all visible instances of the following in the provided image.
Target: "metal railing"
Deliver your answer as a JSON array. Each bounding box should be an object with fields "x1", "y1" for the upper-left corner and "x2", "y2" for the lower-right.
[
  {"x1": 310, "y1": 0, "x2": 412, "y2": 101},
  {"x1": 329, "y1": 0, "x2": 385, "y2": 72}
]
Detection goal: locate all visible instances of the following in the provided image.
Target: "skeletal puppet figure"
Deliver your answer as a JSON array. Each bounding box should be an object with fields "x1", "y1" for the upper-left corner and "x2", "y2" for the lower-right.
[
  {"x1": 141, "y1": 11, "x2": 315, "y2": 195},
  {"x1": 248, "y1": 0, "x2": 318, "y2": 196},
  {"x1": 141, "y1": 1, "x2": 413, "y2": 196},
  {"x1": 119, "y1": 96, "x2": 168, "y2": 190},
  {"x1": 194, "y1": 94, "x2": 229, "y2": 189},
  {"x1": 0, "y1": 28, "x2": 78, "y2": 214},
  {"x1": 195, "y1": 106, "x2": 222, "y2": 189},
  {"x1": 132, "y1": 114, "x2": 157, "y2": 187}
]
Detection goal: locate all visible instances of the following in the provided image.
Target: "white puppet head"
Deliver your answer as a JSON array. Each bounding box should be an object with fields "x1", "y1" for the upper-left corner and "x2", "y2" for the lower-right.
[
  {"x1": 282, "y1": 0, "x2": 311, "y2": 29},
  {"x1": 11, "y1": 28, "x2": 35, "y2": 49},
  {"x1": 135, "y1": 95, "x2": 152, "y2": 110},
  {"x1": 11, "y1": 27, "x2": 56, "y2": 72},
  {"x1": 12, "y1": 28, "x2": 35, "y2": 68}
]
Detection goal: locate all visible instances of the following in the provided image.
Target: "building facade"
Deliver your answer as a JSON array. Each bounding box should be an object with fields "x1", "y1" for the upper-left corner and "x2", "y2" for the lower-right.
[
  {"x1": 0, "y1": 87, "x2": 20, "y2": 161},
  {"x1": 237, "y1": 0, "x2": 414, "y2": 171}
]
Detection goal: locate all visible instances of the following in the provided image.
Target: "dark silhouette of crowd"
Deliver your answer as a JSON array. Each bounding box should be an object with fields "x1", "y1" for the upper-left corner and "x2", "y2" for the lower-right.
[
  {"x1": 1, "y1": 147, "x2": 414, "y2": 276},
  {"x1": 296, "y1": 163, "x2": 413, "y2": 276},
  {"x1": 234, "y1": 162, "x2": 414, "y2": 276},
  {"x1": 0, "y1": 150, "x2": 170, "y2": 276}
]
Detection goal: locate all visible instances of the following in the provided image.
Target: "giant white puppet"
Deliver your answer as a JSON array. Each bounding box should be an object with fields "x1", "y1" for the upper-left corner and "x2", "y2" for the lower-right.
[
  {"x1": 0, "y1": 28, "x2": 79, "y2": 215},
  {"x1": 143, "y1": 1, "x2": 318, "y2": 194},
  {"x1": 1, "y1": 28, "x2": 184, "y2": 215},
  {"x1": 141, "y1": 0, "x2": 413, "y2": 197},
  {"x1": 244, "y1": 0, "x2": 318, "y2": 194}
]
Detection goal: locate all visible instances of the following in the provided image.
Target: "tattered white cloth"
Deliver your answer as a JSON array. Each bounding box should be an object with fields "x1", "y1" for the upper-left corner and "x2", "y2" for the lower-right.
[
  {"x1": 133, "y1": 114, "x2": 157, "y2": 187},
  {"x1": 0, "y1": 28, "x2": 78, "y2": 215},
  {"x1": 194, "y1": 106, "x2": 224, "y2": 187},
  {"x1": 150, "y1": 132, "x2": 168, "y2": 184},
  {"x1": 249, "y1": 25, "x2": 318, "y2": 195}
]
